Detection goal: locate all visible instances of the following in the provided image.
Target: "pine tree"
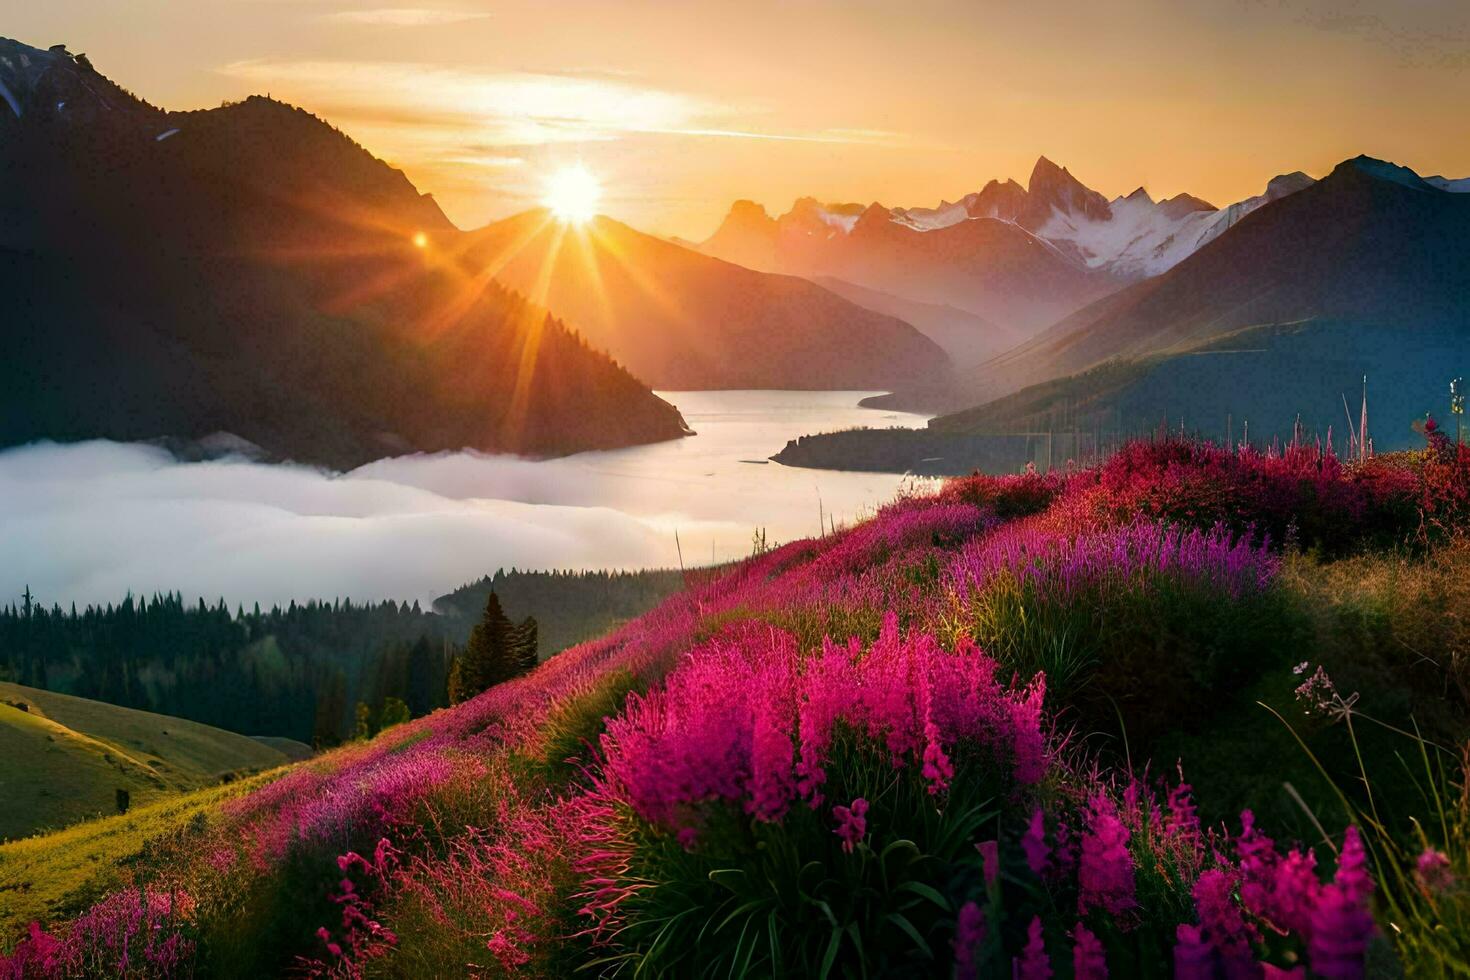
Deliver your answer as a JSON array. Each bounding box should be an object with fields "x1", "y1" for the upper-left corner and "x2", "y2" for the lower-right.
[
  {"x1": 448, "y1": 593, "x2": 537, "y2": 704},
  {"x1": 513, "y1": 616, "x2": 539, "y2": 672}
]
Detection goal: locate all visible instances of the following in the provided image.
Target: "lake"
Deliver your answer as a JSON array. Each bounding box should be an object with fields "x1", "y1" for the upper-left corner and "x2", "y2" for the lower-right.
[{"x1": 0, "y1": 391, "x2": 931, "y2": 608}]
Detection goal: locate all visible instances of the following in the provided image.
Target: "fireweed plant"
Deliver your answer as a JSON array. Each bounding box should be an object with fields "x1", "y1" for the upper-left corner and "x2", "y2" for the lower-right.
[{"x1": 2, "y1": 435, "x2": 1467, "y2": 978}]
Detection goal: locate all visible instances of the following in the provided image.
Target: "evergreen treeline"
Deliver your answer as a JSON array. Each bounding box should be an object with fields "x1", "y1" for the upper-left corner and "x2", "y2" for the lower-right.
[
  {"x1": 0, "y1": 591, "x2": 452, "y2": 747},
  {"x1": 0, "y1": 568, "x2": 700, "y2": 748},
  {"x1": 447, "y1": 593, "x2": 538, "y2": 704},
  {"x1": 434, "y1": 568, "x2": 692, "y2": 652}
]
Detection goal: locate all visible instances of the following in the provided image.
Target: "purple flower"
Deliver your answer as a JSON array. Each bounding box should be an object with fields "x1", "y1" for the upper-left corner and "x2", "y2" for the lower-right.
[
  {"x1": 1309, "y1": 826, "x2": 1375, "y2": 979},
  {"x1": 832, "y1": 798, "x2": 869, "y2": 853},
  {"x1": 1308, "y1": 885, "x2": 1375, "y2": 979},
  {"x1": 1172, "y1": 924, "x2": 1215, "y2": 980},
  {"x1": 1416, "y1": 848, "x2": 1454, "y2": 893},
  {"x1": 1192, "y1": 869, "x2": 1256, "y2": 968},
  {"x1": 1078, "y1": 795, "x2": 1135, "y2": 917},
  {"x1": 975, "y1": 840, "x2": 999, "y2": 887},
  {"x1": 1022, "y1": 808, "x2": 1049, "y2": 877},
  {"x1": 1071, "y1": 921, "x2": 1107, "y2": 979},
  {"x1": 952, "y1": 900, "x2": 986, "y2": 975},
  {"x1": 1014, "y1": 916, "x2": 1052, "y2": 980}
]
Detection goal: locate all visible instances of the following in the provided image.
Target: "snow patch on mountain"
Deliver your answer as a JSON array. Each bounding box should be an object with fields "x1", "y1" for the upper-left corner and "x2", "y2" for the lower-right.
[
  {"x1": 891, "y1": 200, "x2": 970, "y2": 231},
  {"x1": 816, "y1": 207, "x2": 860, "y2": 233},
  {"x1": 1036, "y1": 190, "x2": 1221, "y2": 277}
]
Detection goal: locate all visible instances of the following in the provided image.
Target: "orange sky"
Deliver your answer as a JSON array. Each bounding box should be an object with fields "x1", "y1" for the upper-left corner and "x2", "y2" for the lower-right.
[{"x1": 13, "y1": 0, "x2": 1470, "y2": 238}]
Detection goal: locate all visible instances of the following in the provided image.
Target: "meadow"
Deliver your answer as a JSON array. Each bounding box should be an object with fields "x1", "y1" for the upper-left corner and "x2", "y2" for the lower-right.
[
  {"x1": 0, "y1": 684, "x2": 300, "y2": 841},
  {"x1": 3, "y1": 428, "x2": 1468, "y2": 978}
]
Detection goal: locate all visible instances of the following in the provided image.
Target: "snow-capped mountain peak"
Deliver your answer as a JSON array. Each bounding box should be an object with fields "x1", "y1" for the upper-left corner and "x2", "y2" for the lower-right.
[{"x1": 699, "y1": 154, "x2": 1470, "y2": 286}]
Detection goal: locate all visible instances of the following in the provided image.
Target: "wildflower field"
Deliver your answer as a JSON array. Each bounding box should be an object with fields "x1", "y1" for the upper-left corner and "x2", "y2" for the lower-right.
[{"x1": 4, "y1": 432, "x2": 1470, "y2": 978}]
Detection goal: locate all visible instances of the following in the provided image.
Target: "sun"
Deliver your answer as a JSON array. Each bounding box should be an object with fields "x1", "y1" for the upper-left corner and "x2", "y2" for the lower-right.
[{"x1": 542, "y1": 165, "x2": 602, "y2": 224}]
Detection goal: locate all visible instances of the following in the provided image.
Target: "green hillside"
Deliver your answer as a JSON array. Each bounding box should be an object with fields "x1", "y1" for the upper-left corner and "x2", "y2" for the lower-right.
[
  {"x1": 0, "y1": 682, "x2": 304, "y2": 841},
  {"x1": 0, "y1": 771, "x2": 279, "y2": 940}
]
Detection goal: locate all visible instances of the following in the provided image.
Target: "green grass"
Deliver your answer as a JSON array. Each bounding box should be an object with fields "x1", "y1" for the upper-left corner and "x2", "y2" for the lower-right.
[
  {"x1": 0, "y1": 682, "x2": 304, "y2": 841},
  {"x1": 0, "y1": 769, "x2": 282, "y2": 941}
]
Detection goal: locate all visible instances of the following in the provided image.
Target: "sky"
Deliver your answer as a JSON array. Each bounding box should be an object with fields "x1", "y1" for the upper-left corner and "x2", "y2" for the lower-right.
[{"x1": 10, "y1": 0, "x2": 1470, "y2": 237}]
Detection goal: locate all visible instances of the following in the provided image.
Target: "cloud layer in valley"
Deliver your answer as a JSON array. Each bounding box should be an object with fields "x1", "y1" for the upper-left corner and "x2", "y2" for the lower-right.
[{"x1": 0, "y1": 393, "x2": 931, "y2": 610}]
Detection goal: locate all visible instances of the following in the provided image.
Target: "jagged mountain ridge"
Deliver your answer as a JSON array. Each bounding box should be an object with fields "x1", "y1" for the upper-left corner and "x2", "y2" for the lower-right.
[
  {"x1": 700, "y1": 178, "x2": 1120, "y2": 337},
  {"x1": 927, "y1": 155, "x2": 1470, "y2": 446},
  {"x1": 702, "y1": 155, "x2": 1321, "y2": 294}
]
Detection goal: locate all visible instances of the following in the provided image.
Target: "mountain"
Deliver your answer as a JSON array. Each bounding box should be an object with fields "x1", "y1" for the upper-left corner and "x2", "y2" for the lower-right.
[
  {"x1": 0, "y1": 38, "x2": 690, "y2": 468},
  {"x1": 459, "y1": 210, "x2": 950, "y2": 390},
  {"x1": 1026, "y1": 166, "x2": 1315, "y2": 279},
  {"x1": 810, "y1": 276, "x2": 1025, "y2": 368},
  {"x1": 0, "y1": 681, "x2": 299, "y2": 840},
  {"x1": 701, "y1": 158, "x2": 1321, "y2": 353},
  {"x1": 701, "y1": 171, "x2": 1121, "y2": 334},
  {"x1": 927, "y1": 156, "x2": 1470, "y2": 447}
]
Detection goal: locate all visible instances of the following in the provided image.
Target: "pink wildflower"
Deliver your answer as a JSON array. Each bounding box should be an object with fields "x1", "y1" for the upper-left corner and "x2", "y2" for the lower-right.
[
  {"x1": 1078, "y1": 795, "x2": 1135, "y2": 917},
  {"x1": 1309, "y1": 827, "x2": 1376, "y2": 979},
  {"x1": 1192, "y1": 869, "x2": 1257, "y2": 968},
  {"x1": 952, "y1": 900, "x2": 986, "y2": 976},
  {"x1": 1022, "y1": 808, "x2": 1049, "y2": 876},
  {"x1": 975, "y1": 840, "x2": 999, "y2": 887},
  {"x1": 1416, "y1": 848, "x2": 1454, "y2": 893},
  {"x1": 1015, "y1": 916, "x2": 1052, "y2": 980},
  {"x1": 832, "y1": 798, "x2": 869, "y2": 853},
  {"x1": 1172, "y1": 924, "x2": 1214, "y2": 980},
  {"x1": 1071, "y1": 921, "x2": 1107, "y2": 979}
]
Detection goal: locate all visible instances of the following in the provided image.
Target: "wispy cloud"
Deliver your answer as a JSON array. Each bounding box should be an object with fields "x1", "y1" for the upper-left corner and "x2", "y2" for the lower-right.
[
  {"x1": 321, "y1": 7, "x2": 492, "y2": 27},
  {"x1": 216, "y1": 59, "x2": 896, "y2": 148},
  {"x1": 219, "y1": 59, "x2": 710, "y2": 145}
]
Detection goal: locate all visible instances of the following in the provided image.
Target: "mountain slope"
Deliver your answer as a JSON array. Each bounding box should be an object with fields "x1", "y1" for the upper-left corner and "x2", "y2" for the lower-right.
[
  {"x1": 929, "y1": 157, "x2": 1470, "y2": 446},
  {"x1": 701, "y1": 185, "x2": 1118, "y2": 333},
  {"x1": 700, "y1": 158, "x2": 1319, "y2": 352},
  {"x1": 0, "y1": 682, "x2": 298, "y2": 840},
  {"x1": 811, "y1": 275, "x2": 1025, "y2": 368},
  {"x1": 0, "y1": 38, "x2": 689, "y2": 467},
  {"x1": 461, "y1": 210, "x2": 951, "y2": 390}
]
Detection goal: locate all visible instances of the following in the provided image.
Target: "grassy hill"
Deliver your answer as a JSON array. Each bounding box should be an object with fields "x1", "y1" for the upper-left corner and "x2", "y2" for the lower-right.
[
  {"x1": 2, "y1": 437, "x2": 1468, "y2": 977},
  {"x1": 0, "y1": 772, "x2": 279, "y2": 942},
  {"x1": 0, "y1": 683, "x2": 305, "y2": 841}
]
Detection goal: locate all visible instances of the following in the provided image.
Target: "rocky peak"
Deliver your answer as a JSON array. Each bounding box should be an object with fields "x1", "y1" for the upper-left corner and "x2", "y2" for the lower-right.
[{"x1": 1022, "y1": 155, "x2": 1111, "y2": 228}]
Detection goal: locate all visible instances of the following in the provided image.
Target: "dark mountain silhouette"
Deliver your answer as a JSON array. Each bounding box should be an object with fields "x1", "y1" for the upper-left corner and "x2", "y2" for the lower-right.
[
  {"x1": 927, "y1": 156, "x2": 1470, "y2": 448},
  {"x1": 461, "y1": 210, "x2": 950, "y2": 390},
  {"x1": 0, "y1": 38, "x2": 689, "y2": 468}
]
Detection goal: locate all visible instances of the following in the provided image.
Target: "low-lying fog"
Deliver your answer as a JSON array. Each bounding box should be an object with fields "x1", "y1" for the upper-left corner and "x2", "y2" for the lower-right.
[{"x1": 1, "y1": 391, "x2": 931, "y2": 609}]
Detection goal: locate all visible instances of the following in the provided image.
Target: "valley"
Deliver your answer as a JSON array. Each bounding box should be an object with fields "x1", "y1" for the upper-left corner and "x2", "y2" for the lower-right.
[{"x1": 3, "y1": 10, "x2": 1470, "y2": 977}]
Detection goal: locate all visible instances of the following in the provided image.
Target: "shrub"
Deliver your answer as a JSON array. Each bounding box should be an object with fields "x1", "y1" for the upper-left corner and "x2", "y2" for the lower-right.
[{"x1": 949, "y1": 520, "x2": 1295, "y2": 744}]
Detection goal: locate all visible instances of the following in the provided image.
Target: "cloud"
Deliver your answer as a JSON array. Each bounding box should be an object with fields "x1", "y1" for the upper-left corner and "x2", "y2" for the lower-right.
[
  {"x1": 216, "y1": 59, "x2": 897, "y2": 149},
  {"x1": 0, "y1": 393, "x2": 932, "y2": 609},
  {"x1": 0, "y1": 442, "x2": 709, "y2": 609},
  {"x1": 218, "y1": 59, "x2": 719, "y2": 145},
  {"x1": 321, "y1": 8, "x2": 493, "y2": 27}
]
